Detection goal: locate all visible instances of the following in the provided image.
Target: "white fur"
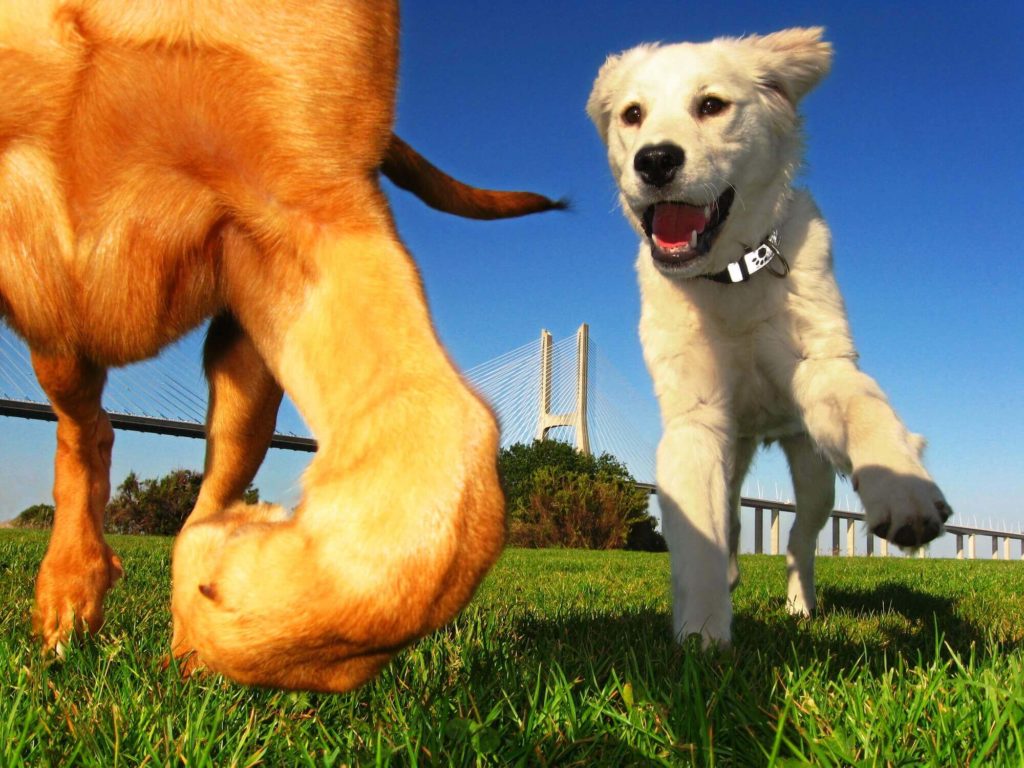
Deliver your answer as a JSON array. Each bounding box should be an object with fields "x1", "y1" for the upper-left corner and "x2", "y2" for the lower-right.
[{"x1": 588, "y1": 28, "x2": 950, "y2": 646}]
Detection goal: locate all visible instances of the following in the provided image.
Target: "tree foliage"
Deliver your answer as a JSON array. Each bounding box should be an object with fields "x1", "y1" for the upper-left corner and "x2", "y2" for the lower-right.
[
  {"x1": 14, "y1": 470, "x2": 259, "y2": 536},
  {"x1": 106, "y1": 469, "x2": 258, "y2": 536},
  {"x1": 498, "y1": 441, "x2": 666, "y2": 551},
  {"x1": 11, "y1": 504, "x2": 55, "y2": 530}
]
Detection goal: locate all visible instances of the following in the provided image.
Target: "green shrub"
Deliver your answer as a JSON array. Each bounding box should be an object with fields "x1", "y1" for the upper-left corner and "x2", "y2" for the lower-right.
[
  {"x1": 499, "y1": 441, "x2": 665, "y2": 550},
  {"x1": 14, "y1": 470, "x2": 259, "y2": 536},
  {"x1": 11, "y1": 503, "x2": 55, "y2": 530},
  {"x1": 106, "y1": 469, "x2": 258, "y2": 536}
]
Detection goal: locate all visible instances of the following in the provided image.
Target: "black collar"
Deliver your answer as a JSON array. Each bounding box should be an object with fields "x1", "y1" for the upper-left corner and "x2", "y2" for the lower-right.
[{"x1": 704, "y1": 230, "x2": 789, "y2": 284}]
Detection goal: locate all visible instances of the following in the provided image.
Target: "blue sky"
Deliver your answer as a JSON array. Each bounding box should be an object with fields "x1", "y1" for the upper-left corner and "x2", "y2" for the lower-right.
[{"x1": 2, "y1": 1, "x2": 1022, "y2": 549}]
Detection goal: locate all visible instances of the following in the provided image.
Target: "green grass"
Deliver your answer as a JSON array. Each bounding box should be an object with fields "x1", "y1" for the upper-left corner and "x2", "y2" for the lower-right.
[{"x1": 2, "y1": 530, "x2": 1023, "y2": 766}]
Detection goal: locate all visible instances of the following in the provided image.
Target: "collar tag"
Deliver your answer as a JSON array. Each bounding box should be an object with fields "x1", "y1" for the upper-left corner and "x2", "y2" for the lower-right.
[{"x1": 705, "y1": 230, "x2": 787, "y2": 284}]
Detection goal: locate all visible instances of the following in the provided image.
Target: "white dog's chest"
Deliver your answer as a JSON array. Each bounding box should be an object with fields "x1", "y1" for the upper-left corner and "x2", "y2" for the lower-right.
[
  {"x1": 727, "y1": 342, "x2": 804, "y2": 440},
  {"x1": 639, "y1": 270, "x2": 806, "y2": 442}
]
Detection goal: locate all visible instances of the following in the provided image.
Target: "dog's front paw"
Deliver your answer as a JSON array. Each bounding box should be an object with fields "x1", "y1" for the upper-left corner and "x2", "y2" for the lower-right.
[
  {"x1": 170, "y1": 502, "x2": 291, "y2": 673},
  {"x1": 674, "y1": 602, "x2": 732, "y2": 649},
  {"x1": 168, "y1": 481, "x2": 503, "y2": 692},
  {"x1": 854, "y1": 465, "x2": 951, "y2": 549},
  {"x1": 33, "y1": 542, "x2": 123, "y2": 654}
]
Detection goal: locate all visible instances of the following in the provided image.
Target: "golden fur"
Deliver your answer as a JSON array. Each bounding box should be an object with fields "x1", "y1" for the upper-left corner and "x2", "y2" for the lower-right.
[{"x1": 1, "y1": 0, "x2": 557, "y2": 692}]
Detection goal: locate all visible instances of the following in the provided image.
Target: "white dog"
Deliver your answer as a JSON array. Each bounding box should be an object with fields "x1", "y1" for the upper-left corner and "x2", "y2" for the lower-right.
[{"x1": 587, "y1": 28, "x2": 951, "y2": 645}]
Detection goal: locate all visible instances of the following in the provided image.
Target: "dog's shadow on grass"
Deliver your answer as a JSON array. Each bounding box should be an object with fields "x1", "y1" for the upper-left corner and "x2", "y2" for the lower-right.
[
  {"x1": 453, "y1": 577, "x2": 1017, "y2": 732},
  {"x1": 499, "y1": 585, "x2": 988, "y2": 686},
  {"x1": 812, "y1": 581, "x2": 989, "y2": 654},
  {"x1": 434, "y1": 580, "x2": 1013, "y2": 762},
  {"x1": 740, "y1": 577, "x2": 1020, "y2": 667}
]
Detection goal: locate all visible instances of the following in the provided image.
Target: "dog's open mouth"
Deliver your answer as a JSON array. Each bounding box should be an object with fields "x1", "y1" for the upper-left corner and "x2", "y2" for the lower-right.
[{"x1": 642, "y1": 188, "x2": 735, "y2": 268}]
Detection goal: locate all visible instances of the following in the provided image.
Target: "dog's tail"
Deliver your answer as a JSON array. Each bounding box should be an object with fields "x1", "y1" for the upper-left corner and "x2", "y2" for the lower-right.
[{"x1": 382, "y1": 134, "x2": 567, "y2": 220}]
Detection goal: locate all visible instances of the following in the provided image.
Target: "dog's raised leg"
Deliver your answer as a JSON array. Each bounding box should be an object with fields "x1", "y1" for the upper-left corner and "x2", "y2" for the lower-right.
[
  {"x1": 171, "y1": 212, "x2": 505, "y2": 691},
  {"x1": 657, "y1": 413, "x2": 734, "y2": 646},
  {"x1": 171, "y1": 313, "x2": 283, "y2": 668},
  {"x1": 30, "y1": 352, "x2": 123, "y2": 651},
  {"x1": 792, "y1": 361, "x2": 950, "y2": 547},
  {"x1": 781, "y1": 433, "x2": 835, "y2": 616}
]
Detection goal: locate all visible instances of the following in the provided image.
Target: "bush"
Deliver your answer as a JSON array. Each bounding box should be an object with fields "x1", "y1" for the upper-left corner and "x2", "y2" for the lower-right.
[
  {"x1": 106, "y1": 469, "x2": 259, "y2": 536},
  {"x1": 499, "y1": 441, "x2": 665, "y2": 551},
  {"x1": 500, "y1": 440, "x2": 634, "y2": 512},
  {"x1": 509, "y1": 467, "x2": 643, "y2": 549},
  {"x1": 13, "y1": 470, "x2": 261, "y2": 536},
  {"x1": 12, "y1": 504, "x2": 55, "y2": 530},
  {"x1": 624, "y1": 515, "x2": 668, "y2": 552}
]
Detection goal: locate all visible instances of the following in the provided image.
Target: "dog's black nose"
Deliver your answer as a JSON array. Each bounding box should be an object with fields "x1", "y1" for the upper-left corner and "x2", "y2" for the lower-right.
[{"x1": 634, "y1": 143, "x2": 685, "y2": 187}]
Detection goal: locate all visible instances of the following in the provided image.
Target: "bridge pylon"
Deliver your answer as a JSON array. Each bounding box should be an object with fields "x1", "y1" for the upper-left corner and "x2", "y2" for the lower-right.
[{"x1": 535, "y1": 323, "x2": 590, "y2": 454}]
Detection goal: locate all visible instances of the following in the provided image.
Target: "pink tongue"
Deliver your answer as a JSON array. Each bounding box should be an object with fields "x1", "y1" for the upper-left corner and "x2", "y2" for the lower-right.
[{"x1": 652, "y1": 203, "x2": 707, "y2": 247}]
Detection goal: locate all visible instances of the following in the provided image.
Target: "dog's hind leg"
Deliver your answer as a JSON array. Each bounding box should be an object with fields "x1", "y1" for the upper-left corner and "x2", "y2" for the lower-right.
[
  {"x1": 170, "y1": 313, "x2": 283, "y2": 667},
  {"x1": 187, "y1": 314, "x2": 283, "y2": 524},
  {"x1": 171, "y1": 209, "x2": 505, "y2": 691},
  {"x1": 727, "y1": 437, "x2": 757, "y2": 592},
  {"x1": 781, "y1": 433, "x2": 835, "y2": 616},
  {"x1": 30, "y1": 352, "x2": 123, "y2": 652}
]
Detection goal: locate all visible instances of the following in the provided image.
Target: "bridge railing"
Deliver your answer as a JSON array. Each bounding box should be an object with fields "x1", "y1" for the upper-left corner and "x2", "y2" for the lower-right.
[
  {"x1": 636, "y1": 482, "x2": 1022, "y2": 560},
  {"x1": 741, "y1": 496, "x2": 1023, "y2": 560}
]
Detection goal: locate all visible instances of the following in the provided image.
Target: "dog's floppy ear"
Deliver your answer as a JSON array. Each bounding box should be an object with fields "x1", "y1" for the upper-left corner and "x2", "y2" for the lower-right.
[
  {"x1": 747, "y1": 27, "x2": 832, "y2": 105},
  {"x1": 586, "y1": 45, "x2": 656, "y2": 142}
]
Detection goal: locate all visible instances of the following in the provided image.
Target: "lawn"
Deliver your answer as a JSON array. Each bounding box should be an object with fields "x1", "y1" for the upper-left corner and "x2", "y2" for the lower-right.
[{"x1": 1, "y1": 529, "x2": 1022, "y2": 766}]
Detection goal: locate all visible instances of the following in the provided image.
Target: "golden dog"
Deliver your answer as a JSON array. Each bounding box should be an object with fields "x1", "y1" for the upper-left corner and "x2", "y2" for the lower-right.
[{"x1": 1, "y1": 0, "x2": 561, "y2": 692}]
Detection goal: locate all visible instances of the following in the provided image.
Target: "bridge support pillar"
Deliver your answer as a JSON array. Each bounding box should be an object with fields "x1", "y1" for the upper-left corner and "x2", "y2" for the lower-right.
[
  {"x1": 753, "y1": 507, "x2": 763, "y2": 554},
  {"x1": 770, "y1": 508, "x2": 780, "y2": 555},
  {"x1": 535, "y1": 324, "x2": 590, "y2": 454}
]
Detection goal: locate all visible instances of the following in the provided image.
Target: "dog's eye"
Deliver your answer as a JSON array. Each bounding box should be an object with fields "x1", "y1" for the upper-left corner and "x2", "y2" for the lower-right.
[
  {"x1": 698, "y1": 96, "x2": 729, "y2": 118},
  {"x1": 622, "y1": 104, "x2": 643, "y2": 126}
]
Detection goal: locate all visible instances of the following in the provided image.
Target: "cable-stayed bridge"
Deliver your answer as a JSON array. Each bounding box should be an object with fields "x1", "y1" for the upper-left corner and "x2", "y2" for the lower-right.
[
  {"x1": 4, "y1": 322, "x2": 1021, "y2": 559},
  {"x1": 0, "y1": 323, "x2": 658, "y2": 483},
  {"x1": 463, "y1": 325, "x2": 657, "y2": 483}
]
